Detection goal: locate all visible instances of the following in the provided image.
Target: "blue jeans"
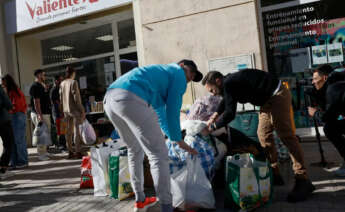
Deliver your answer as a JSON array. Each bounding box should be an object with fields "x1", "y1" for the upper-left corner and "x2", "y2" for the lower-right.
[{"x1": 10, "y1": 112, "x2": 28, "y2": 166}]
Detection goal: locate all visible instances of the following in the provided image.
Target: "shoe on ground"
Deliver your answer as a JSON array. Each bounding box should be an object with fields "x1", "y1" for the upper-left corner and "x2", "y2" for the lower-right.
[
  {"x1": 73, "y1": 152, "x2": 83, "y2": 160},
  {"x1": 67, "y1": 152, "x2": 74, "y2": 159},
  {"x1": 44, "y1": 152, "x2": 54, "y2": 158},
  {"x1": 15, "y1": 164, "x2": 29, "y2": 169},
  {"x1": 273, "y1": 173, "x2": 285, "y2": 186},
  {"x1": 38, "y1": 155, "x2": 50, "y2": 161},
  {"x1": 0, "y1": 171, "x2": 15, "y2": 180},
  {"x1": 334, "y1": 164, "x2": 345, "y2": 177},
  {"x1": 287, "y1": 177, "x2": 315, "y2": 202},
  {"x1": 134, "y1": 197, "x2": 158, "y2": 212}
]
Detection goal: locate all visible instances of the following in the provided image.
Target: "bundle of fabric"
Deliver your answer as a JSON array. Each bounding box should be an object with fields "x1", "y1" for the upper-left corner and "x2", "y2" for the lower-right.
[
  {"x1": 186, "y1": 95, "x2": 222, "y2": 121},
  {"x1": 167, "y1": 120, "x2": 227, "y2": 179}
]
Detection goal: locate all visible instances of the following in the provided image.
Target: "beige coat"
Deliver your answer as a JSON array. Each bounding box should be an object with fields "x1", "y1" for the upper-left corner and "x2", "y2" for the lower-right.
[{"x1": 59, "y1": 79, "x2": 84, "y2": 117}]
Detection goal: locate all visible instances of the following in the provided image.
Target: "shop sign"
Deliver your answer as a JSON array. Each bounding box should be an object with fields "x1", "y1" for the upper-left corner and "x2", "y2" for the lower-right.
[{"x1": 5, "y1": 0, "x2": 132, "y2": 33}]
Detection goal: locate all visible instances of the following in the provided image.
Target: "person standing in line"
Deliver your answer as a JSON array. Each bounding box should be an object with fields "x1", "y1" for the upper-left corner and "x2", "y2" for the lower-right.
[
  {"x1": 1, "y1": 74, "x2": 28, "y2": 169},
  {"x1": 203, "y1": 70, "x2": 315, "y2": 203},
  {"x1": 29, "y1": 69, "x2": 52, "y2": 161},
  {"x1": 0, "y1": 85, "x2": 14, "y2": 177},
  {"x1": 50, "y1": 75, "x2": 66, "y2": 150},
  {"x1": 59, "y1": 67, "x2": 85, "y2": 159},
  {"x1": 104, "y1": 59, "x2": 202, "y2": 212}
]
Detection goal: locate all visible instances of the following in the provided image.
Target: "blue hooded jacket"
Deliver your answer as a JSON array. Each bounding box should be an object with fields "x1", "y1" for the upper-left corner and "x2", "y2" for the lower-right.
[{"x1": 108, "y1": 63, "x2": 187, "y2": 142}]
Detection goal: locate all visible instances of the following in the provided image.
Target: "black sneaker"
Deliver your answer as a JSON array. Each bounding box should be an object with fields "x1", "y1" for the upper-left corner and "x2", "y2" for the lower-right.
[
  {"x1": 287, "y1": 178, "x2": 315, "y2": 202},
  {"x1": 273, "y1": 173, "x2": 285, "y2": 186}
]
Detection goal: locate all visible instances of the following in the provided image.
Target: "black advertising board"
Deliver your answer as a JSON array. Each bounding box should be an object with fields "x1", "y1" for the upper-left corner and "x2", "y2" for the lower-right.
[{"x1": 260, "y1": 0, "x2": 345, "y2": 76}]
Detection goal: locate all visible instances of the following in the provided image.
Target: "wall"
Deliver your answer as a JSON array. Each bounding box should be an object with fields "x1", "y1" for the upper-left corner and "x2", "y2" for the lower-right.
[
  {"x1": 133, "y1": 0, "x2": 264, "y2": 104},
  {"x1": 0, "y1": 2, "x2": 17, "y2": 79},
  {"x1": 16, "y1": 35, "x2": 42, "y2": 96}
]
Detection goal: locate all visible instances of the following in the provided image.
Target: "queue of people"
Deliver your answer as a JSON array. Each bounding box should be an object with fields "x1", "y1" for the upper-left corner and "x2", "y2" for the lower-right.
[{"x1": 0, "y1": 59, "x2": 345, "y2": 211}]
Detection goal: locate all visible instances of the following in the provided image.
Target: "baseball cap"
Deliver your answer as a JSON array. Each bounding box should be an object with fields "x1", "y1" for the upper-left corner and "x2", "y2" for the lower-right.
[{"x1": 179, "y1": 59, "x2": 203, "y2": 82}]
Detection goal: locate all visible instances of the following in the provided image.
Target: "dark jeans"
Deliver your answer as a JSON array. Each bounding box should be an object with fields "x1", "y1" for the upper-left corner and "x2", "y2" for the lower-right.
[
  {"x1": 0, "y1": 121, "x2": 14, "y2": 167},
  {"x1": 10, "y1": 112, "x2": 28, "y2": 166},
  {"x1": 324, "y1": 119, "x2": 345, "y2": 161}
]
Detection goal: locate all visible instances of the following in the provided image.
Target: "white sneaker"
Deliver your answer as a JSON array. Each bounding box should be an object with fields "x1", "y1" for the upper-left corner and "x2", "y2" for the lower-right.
[
  {"x1": 44, "y1": 152, "x2": 54, "y2": 158},
  {"x1": 38, "y1": 155, "x2": 50, "y2": 161},
  {"x1": 0, "y1": 171, "x2": 15, "y2": 180},
  {"x1": 334, "y1": 164, "x2": 345, "y2": 177}
]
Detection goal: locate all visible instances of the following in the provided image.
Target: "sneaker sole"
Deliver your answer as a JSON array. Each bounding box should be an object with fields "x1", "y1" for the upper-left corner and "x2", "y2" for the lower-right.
[{"x1": 134, "y1": 200, "x2": 158, "y2": 212}]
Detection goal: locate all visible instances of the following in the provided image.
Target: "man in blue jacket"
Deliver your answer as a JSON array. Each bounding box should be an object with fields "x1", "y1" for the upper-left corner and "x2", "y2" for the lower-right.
[{"x1": 104, "y1": 59, "x2": 202, "y2": 212}]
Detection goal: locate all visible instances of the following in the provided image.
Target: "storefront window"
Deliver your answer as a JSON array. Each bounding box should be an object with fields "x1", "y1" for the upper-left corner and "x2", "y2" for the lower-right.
[
  {"x1": 44, "y1": 56, "x2": 115, "y2": 102},
  {"x1": 260, "y1": 0, "x2": 345, "y2": 128},
  {"x1": 41, "y1": 24, "x2": 114, "y2": 65},
  {"x1": 118, "y1": 19, "x2": 138, "y2": 75}
]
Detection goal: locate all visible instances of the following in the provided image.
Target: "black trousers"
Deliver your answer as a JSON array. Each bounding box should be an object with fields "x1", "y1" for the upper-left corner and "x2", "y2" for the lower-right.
[
  {"x1": 0, "y1": 120, "x2": 14, "y2": 167},
  {"x1": 324, "y1": 119, "x2": 345, "y2": 161}
]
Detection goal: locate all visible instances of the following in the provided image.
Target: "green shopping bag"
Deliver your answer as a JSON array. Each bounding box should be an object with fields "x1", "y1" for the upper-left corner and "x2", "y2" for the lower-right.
[
  {"x1": 109, "y1": 153, "x2": 120, "y2": 199},
  {"x1": 225, "y1": 154, "x2": 273, "y2": 211},
  {"x1": 108, "y1": 149, "x2": 134, "y2": 200}
]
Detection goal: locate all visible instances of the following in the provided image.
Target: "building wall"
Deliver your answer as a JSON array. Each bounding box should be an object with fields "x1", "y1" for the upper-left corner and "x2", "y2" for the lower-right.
[
  {"x1": 16, "y1": 36, "x2": 42, "y2": 95},
  {"x1": 133, "y1": 0, "x2": 263, "y2": 104}
]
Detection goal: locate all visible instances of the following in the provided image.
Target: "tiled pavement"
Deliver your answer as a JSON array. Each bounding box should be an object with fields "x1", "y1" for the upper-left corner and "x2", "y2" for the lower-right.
[{"x1": 0, "y1": 142, "x2": 345, "y2": 212}]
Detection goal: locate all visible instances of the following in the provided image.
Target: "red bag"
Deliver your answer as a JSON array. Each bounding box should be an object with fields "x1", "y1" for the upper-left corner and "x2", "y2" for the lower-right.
[{"x1": 80, "y1": 156, "x2": 94, "y2": 189}]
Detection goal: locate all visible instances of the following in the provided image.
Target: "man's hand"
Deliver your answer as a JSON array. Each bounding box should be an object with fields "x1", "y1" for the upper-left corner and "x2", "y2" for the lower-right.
[
  {"x1": 207, "y1": 112, "x2": 218, "y2": 127},
  {"x1": 38, "y1": 114, "x2": 43, "y2": 122},
  {"x1": 177, "y1": 140, "x2": 198, "y2": 155},
  {"x1": 308, "y1": 107, "x2": 317, "y2": 117}
]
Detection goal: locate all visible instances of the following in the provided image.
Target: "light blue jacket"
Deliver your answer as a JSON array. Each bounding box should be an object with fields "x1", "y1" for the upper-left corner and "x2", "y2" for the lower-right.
[{"x1": 108, "y1": 63, "x2": 187, "y2": 142}]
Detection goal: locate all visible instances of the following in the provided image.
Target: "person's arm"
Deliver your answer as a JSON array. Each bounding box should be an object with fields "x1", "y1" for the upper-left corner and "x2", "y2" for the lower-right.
[
  {"x1": 213, "y1": 86, "x2": 237, "y2": 130},
  {"x1": 72, "y1": 81, "x2": 85, "y2": 119},
  {"x1": 0, "y1": 87, "x2": 13, "y2": 110},
  {"x1": 207, "y1": 99, "x2": 225, "y2": 127},
  {"x1": 31, "y1": 85, "x2": 43, "y2": 121},
  {"x1": 322, "y1": 93, "x2": 340, "y2": 123}
]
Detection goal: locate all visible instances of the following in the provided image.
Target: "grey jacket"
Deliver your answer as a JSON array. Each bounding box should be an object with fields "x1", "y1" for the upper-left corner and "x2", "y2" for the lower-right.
[{"x1": 0, "y1": 87, "x2": 13, "y2": 124}]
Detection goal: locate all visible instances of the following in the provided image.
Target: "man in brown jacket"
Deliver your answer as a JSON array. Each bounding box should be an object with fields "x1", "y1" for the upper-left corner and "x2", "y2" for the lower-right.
[{"x1": 59, "y1": 67, "x2": 85, "y2": 159}]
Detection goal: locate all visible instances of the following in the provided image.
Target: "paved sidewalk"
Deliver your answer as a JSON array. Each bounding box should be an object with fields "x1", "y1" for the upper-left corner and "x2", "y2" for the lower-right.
[{"x1": 0, "y1": 142, "x2": 345, "y2": 212}]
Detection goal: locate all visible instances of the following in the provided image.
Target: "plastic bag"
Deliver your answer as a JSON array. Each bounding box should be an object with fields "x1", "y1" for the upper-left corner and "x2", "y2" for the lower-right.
[
  {"x1": 32, "y1": 122, "x2": 52, "y2": 147},
  {"x1": 171, "y1": 156, "x2": 215, "y2": 210},
  {"x1": 91, "y1": 141, "x2": 127, "y2": 196},
  {"x1": 171, "y1": 165, "x2": 188, "y2": 208},
  {"x1": 80, "y1": 156, "x2": 94, "y2": 189},
  {"x1": 79, "y1": 119, "x2": 96, "y2": 145}
]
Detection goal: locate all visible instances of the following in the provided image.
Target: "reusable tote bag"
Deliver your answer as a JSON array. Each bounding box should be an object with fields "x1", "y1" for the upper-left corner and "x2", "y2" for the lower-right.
[
  {"x1": 225, "y1": 153, "x2": 273, "y2": 211},
  {"x1": 91, "y1": 143, "x2": 117, "y2": 196},
  {"x1": 108, "y1": 148, "x2": 134, "y2": 200}
]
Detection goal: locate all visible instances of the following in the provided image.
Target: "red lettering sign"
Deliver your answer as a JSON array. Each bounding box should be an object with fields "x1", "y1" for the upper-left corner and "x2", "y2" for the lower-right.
[{"x1": 25, "y1": 0, "x2": 99, "y2": 19}]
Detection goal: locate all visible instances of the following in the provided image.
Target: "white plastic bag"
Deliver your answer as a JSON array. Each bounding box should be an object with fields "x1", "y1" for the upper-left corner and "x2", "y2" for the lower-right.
[
  {"x1": 32, "y1": 122, "x2": 52, "y2": 147},
  {"x1": 79, "y1": 119, "x2": 96, "y2": 145},
  {"x1": 171, "y1": 156, "x2": 215, "y2": 210},
  {"x1": 91, "y1": 141, "x2": 127, "y2": 196},
  {"x1": 186, "y1": 157, "x2": 215, "y2": 209},
  {"x1": 171, "y1": 165, "x2": 188, "y2": 208}
]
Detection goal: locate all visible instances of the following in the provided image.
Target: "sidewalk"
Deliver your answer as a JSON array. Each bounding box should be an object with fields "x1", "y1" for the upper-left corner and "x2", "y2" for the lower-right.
[{"x1": 0, "y1": 142, "x2": 345, "y2": 212}]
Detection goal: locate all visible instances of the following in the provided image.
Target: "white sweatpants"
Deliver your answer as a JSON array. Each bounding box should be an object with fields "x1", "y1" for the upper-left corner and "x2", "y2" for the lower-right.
[{"x1": 104, "y1": 88, "x2": 172, "y2": 205}]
